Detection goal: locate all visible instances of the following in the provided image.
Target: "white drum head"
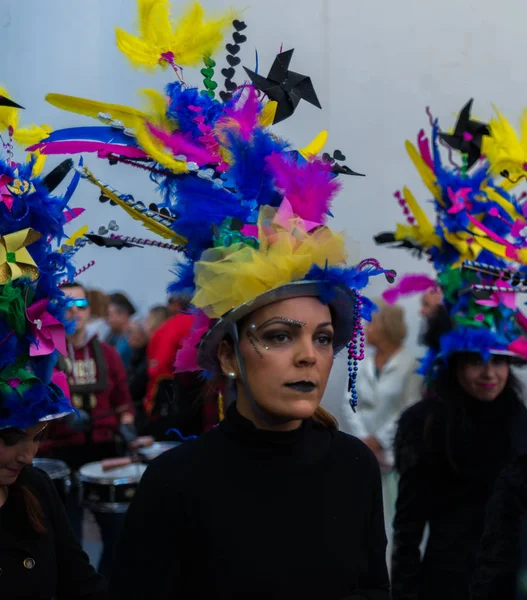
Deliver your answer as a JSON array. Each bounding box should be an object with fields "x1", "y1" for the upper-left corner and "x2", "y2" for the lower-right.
[{"x1": 79, "y1": 461, "x2": 146, "y2": 484}]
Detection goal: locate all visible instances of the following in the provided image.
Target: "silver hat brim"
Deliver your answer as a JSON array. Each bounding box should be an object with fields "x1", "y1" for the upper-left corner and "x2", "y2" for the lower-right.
[{"x1": 197, "y1": 280, "x2": 357, "y2": 372}]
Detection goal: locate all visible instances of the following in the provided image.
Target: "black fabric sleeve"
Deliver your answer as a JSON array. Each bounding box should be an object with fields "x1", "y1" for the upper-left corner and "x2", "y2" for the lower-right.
[
  {"x1": 471, "y1": 455, "x2": 527, "y2": 600},
  {"x1": 33, "y1": 468, "x2": 108, "y2": 600},
  {"x1": 110, "y1": 455, "x2": 185, "y2": 599},
  {"x1": 351, "y1": 451, "x2": 391, "y2": 600},
  {"x1": 391, "y1": 409, "x2": 429, "y2": 600}
]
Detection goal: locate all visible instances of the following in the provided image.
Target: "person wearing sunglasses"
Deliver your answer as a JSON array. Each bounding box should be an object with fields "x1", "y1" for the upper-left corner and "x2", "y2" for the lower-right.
[{"x1": 39, "y1": 281, "x2": 134, "y2": 578}]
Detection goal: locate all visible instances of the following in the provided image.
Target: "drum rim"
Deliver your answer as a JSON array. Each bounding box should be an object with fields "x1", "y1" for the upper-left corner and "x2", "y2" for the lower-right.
[{"x1": 79, "y1": 461, "x2": 146, "y2": 485}]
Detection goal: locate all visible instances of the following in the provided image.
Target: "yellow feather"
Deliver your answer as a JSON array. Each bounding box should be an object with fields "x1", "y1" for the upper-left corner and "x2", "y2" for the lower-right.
[
  {"x1": 138, "y1": 88, "x2": 175, "y2": 128},
  {"x1": 405, "y1": 140, "x2": 441, "y2": 202},
  {"x1": 28, "y1": 152, "x2": 47, "y2": 177},
  {"x1": 83, "y1": 167, "x2": 187, "y2": 244},
  {"x1": 134, "y1": 122, "x2": 187, "y2": 174},
  {"x1": 260, "y1": 101, "x2": 277, "y2": 128},
  {"x1": 299, "y1": 131, "x2": 328, "y2": 159},
  {"x1": 13, "y1": 124, "x2": 53, "y2": 146},
  {"x1": 170, "y1": 2, "x2": 235, "y2": 67},
  {"x1": 484, "y1": 107, "x2": 527, "y2": 180},
  {"x1": 138, "y1": 0, "x2": 171, "y2": 46},
  {"x1": 115, "y1": 27, "x2": 161, "y2": 70},
  {"x1": 0, "y1": 86, "x2": 20, "y2": 131},
  {"x1": 46, "y1": 93, "x2": 148, "y2": 129},
  {"x1": 402, "y1": 186, "x2": 436, "y2": 235},
  {"x1": 116, "y1": 0, "x2": 235, "y2": 70},
  {"x1": 62, "y1": 225, "x2": 89, "y2": 250}
]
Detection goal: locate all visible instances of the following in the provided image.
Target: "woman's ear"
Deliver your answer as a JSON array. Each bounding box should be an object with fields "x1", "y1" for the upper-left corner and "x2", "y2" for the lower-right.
[{"x1": 217, "y1": 339, "x2": 238, "y2": 378}]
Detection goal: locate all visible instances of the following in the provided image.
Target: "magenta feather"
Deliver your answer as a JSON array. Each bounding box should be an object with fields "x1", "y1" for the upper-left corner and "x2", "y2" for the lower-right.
[
  {"x1": 63, "y1": 207, "x2": 85, "y2": 224},
  {"x1": 174, "y1": 310, "x2": 212, "y2": 373},
  {"x1": 146, "y1": 122, "x2": 220, "y2": 166},
  {"x1": 265, "y1": 153, "x2": 340, "y2": 224},
  {"x1": 27, "y1": 141, "x2": 147, "y2": 159},
  {"x1": 417, "y1": 129, "x2": 433, "y2": 170},
  {"x1": 223, "y1": 87, "x2": 260, "y2": 141},
  {"x1": 382, "y1": 273, "x2": 436, "y2": 305}
]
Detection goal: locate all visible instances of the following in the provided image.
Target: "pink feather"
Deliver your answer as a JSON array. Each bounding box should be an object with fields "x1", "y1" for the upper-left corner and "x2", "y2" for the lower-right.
[
  {"x1": 63, "y1": 207, "x2": 85, "y2": 224},
  {"x1": 174, "y1": 310, "x2": 212, "y2": 373},
  {"x1": 146, "y1": 123, "x2": 219, "y2": 166},
  {"x1": 266, "y1": 153, "x2": 340, "y2": 225},
  {"x1": 223, "y1": 87, "x2": 260, "y2": 141},
  {"x1": 417, "y1": 129, "x2": 434, "y2": 170},
  {"x1": 27, "y1": 141, "x2": 147, "y2": 159},
  {"x1": 382, "y1": 273, "x2": 436, "y2": 305}
]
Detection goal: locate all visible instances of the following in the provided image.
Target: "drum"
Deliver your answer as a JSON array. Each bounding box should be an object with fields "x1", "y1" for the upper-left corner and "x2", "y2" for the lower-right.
[
  {"x1": 137, "y1": 441, "x2": 181, "y2": 463},
  {"x1": 79, "y1": 461, "x2": 147, "y2": 514},
  {"x1": 33, "y1": 458, "x2": 71, "y2": 504}
]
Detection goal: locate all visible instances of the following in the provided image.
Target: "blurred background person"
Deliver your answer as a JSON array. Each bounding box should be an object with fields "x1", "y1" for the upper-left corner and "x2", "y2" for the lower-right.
[
  {"x1": 40, "y1": 282, "x2": 134, "y2": 578},
  {"x1": 127, "y1": 315, "x2": 149, "y2": 433},
  {"x1": 145, "y1": 304, "x2": 168, "y2": 337},
  {"x1": 105, "y1": 292, "x2": 136, "y2": 369},
  {"x1": 144, "y1": 293, "x2": 205, "y2": 439},
  {"x1": 333, "y1": 299, "x2": 422, "y2": 559},
  {"x1": 86, "y1": 289, "x2": 110, "y2": 341}
]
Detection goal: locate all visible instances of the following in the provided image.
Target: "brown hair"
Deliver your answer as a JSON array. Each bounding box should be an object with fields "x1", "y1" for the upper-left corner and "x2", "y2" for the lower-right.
[
  {"x1": 373, "y1": 298, "x2": 407, "y2": 345},
  {"x1": 87, "y1": 289, "x2": 109, "y2": 319},
  {"x1": 10, "y1": 481, "x2": 46, "y2": 535}
]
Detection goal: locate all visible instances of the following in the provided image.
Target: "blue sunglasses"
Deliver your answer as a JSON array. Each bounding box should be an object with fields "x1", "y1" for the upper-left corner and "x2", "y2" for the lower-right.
[{"x1": 65, "y1": 298, "x2": 90, "y2": 309}]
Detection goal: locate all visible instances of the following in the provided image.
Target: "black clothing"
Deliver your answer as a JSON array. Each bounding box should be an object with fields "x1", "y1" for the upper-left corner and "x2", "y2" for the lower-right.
[
  {"x1": 128, "y1": 345, "x2": 148, "y2": 432},
  {"x1": 392, "y1": 391, "x2": 527, "y2": 600},
  {"x1": 0, "y1": 466, "x2": 107, "y2": 599},
  {"x1": 471, "y1": 455, "x2": 527, "y2": 599},
  {"x1": 111, "y1": 404, "x2": 390, "y2": 600}
]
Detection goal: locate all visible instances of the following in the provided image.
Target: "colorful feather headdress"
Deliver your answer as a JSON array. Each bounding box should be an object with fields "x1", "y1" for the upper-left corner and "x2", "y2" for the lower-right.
[
  {"x1": 0, "y1": 90, "x2": 84, "y2": 429},
  {"x1": 376, "y1": 99, "x2": 527, "y2": 377},
  {"x1": 34, "y1": 0, "x2": 394, "y2": 408}
]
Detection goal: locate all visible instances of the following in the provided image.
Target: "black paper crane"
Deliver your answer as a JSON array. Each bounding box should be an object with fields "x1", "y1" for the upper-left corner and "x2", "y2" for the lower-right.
[
  {"x1": 86, "y1": 234, "x2": 143, "y2": 249},
  {"x1": 244, "y1": 49, "x2": 321, "y2": 124},
  {"x1": 0, "y1": 95, "x2": 23, "y2": 109},
  {"x1": 439, "y1": 99, "x2": 490, "y2": 169}
]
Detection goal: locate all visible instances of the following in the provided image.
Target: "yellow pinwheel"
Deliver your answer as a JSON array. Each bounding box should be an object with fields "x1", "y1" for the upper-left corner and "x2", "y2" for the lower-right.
[{"x1": 0, "y1": 228, "x2": 41, "y2": 282}]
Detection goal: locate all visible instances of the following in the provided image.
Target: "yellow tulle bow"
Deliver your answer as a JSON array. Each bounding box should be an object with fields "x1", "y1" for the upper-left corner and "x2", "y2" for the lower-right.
[
  {"x1": 192, "y1": 207, "x2": 347, "y2": 318},
  {"x1": 0, "y1": 228, "x2": 41, "y2": 282},
  {"x1": 115, "y1": 0, "x2": 235, "y2": 70}
]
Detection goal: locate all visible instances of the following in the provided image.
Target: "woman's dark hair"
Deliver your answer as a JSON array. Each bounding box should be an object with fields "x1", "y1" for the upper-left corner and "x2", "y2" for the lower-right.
[
  {"x1": 0, "y1": 430, "x2": 46, "y2": 535},
  {"x1": 9, "y1": 482, "x2": 46, "y2": 535}
]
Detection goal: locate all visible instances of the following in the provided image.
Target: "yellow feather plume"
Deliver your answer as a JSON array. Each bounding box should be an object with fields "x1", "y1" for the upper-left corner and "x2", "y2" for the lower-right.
[
  {"x1": 13, "y1": 124, "x2": 53, "y2": 176},
  {"x1": 483, "y1": 107, "x2": 527, "y2": 183},
  {"x1": 260, "y1": 102, "x2": 277, "y2": 128},
  {"x1": 299, "y1": 131, "x2": 328, "y2": 159},
  {"x1": 60, "y1": 225, "x2": 89, "y2": 252},
  {"x1": 46, "y1": 93, "x2": 148, "y2": 130},
  {"x1": 405, "y1": 140, "x2": 441, "y2": 203},
  {"x1": 83, "y1": 167, "x2": 187, "y2": 244},
  {"x1": 116, "y1": 1, "x2": 235, "y2": 70},
  {"x1": 0, "y1": 86, "x2": 21, "y2": 131}
]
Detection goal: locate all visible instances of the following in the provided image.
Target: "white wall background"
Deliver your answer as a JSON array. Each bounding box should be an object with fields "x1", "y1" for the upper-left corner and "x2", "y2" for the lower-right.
[{"x1": 1, "y1": 0, "x2": 526, "y2": 352}]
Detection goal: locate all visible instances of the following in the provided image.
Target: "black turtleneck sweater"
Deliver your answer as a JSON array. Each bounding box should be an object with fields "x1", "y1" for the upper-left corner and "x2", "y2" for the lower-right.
[
  {"x1": 110, "y1": 405, "x2": 390, "y2": 600},
  {"x1": 391, "y1": 390, "x2": 527, "y2": 600}
]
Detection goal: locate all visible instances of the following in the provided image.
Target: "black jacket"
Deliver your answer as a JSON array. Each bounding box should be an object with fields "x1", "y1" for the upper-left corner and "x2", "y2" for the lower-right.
[
  {"x1": 471, "y1": 453, "x2": 527, "y2": 599},
  {"x1": 0, "y1": 466, "x2": 107, "y2": 599},
  {"x1": 391, "y1": 391, "x2": 527, "y2": 600},
  {"x1": 111, "y1": 404, "x2": 390, "y2": 600}
]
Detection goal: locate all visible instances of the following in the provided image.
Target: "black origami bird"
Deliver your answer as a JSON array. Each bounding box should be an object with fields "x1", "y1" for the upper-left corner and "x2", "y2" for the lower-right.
[
  {"x1": 374, "y1": 232, "x2": 425, "y2": 258},
  {"x1": 439, "y1": 99, "x2": 490, "y2": 169},
  {"x1": 86, "y1": 234, "x2": 143, "y2": 250},
  {"x1": 244, "y1": 49, "x2": 321, "y2": 124},
  {"x1": 0, "y1": 95, "x2": 24, "y2": 109}
]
